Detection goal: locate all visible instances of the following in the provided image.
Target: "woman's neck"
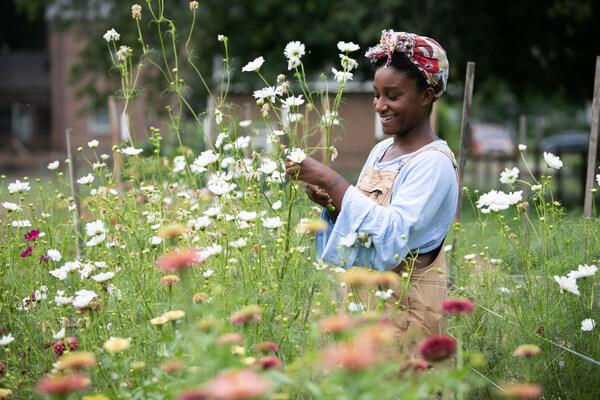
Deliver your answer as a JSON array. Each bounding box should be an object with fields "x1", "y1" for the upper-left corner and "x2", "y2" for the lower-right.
[{"x1": 391, "y1": 118, "x2": 438, "y2": 155}]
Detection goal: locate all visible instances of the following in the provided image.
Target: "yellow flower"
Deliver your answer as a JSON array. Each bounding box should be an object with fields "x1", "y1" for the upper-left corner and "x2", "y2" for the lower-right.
[
  {"x1": 159, "y1": 275, "x2": 181, "y2": 286},
  {"x1": 131, "y1": 361, "x2": 146, "y2": 371},
  {"x1": 162, "y1": 310, "x2": 185, "y2": 322},
  {"x1": 56, "y1": 352, "x2": 97, "y2": 370},
  {"x1": 82, "y1": 395, "x2": 110, "y2": 400},
  {"x1": 150, "y1": 316, "x2": 168, "y2": 326},
  {"x1": 103, "y1": 337, "x2": 131, "y2": 353},
  {"x1": 158, "y1": 223, "x2": 186, "y2": 239},
  {"x1": 297, "y1": 219, "x2": 328, "y2": 234},
  {"x1": 0, "y1": 388, "x2": 12, "y2": 399}
]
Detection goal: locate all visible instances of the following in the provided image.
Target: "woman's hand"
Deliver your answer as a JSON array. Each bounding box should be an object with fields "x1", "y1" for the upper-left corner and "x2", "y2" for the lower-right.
[
  {"x1": 285, "y1": 156, "x2": 327, "y2": 186},
  {"x1": 305, "y1": 184, "x2": 333, "y2": 208}
]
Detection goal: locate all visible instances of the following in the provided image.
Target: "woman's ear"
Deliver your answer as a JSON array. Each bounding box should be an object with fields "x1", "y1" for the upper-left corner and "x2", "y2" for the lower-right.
[{"x1": 421, "y1": 87, "x2": 435, "y2": 107}]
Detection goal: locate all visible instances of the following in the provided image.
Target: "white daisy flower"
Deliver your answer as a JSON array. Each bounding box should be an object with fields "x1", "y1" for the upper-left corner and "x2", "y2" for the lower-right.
[
  {"x1": 8, "y1": 180, "x2": 30, "y2": 194},
  {"x1": 121, "y1": 146, "x2": 143, "y2": 156},
  {"x1": 47, "y1": 249, "x2": 62, "y2": 262},
  {"x1": 499, "y1": 167, "x2": 519, "y2": 185},
  {"x1": 241, "y1": 56, "x2": 265, "y2": 72},
  {"x1": 77, "y1": 173, "x2": 94, "y2": 185},
  {"x1": 284, "y1": 41, "x2": 305, "y2": 61},
  {"x1": 553, "y1": 275, "x2": 580, "y2": 296},
  {"x1": 2, "y1": 202, "x2": 21, "y2": 211},
  {"x1": 47, "y1": 161, "x2": 60, "y2": 170},
  {"x1": 337, "y1": 41, "x2": 360, "y2": 53},
  {"x1": 543, "y1": 152, "x2": 563, "y2": 169},
  {"x1": 287, "y1": 148, "x2": 306, "y2": 164},
  {"x1": 88, "y1": 139, "x2": 99, "y2": 148},
  {"x1": 332, "y1": 67, "x2": 353, "y2": 82},
  {"x1": 262, "y1": 216, "x2": 282, "y2": 229},
  {"x1": 0, "y1": 334, "x2": 15, "y2": 346},
  {"x1": 581, "y1": 318, "x2": 596, "y2": 332}
]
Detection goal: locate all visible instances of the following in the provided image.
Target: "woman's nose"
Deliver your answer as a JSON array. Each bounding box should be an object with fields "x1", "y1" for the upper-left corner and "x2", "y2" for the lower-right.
[{"x1": 374, "y1": 97, "x2": 388, "y2": 113}]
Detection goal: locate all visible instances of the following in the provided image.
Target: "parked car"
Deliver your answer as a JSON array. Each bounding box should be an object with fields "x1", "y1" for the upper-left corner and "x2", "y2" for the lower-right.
[{"x1": 469, "y1": 122, "x2": 516, "y2": 158}]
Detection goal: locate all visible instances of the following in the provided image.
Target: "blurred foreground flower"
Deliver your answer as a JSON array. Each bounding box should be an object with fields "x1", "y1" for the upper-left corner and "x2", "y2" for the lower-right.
[
  {"x1": 36, "y1": 373, "x2": 90, "y2": 396},
  {"x1": 156, "y1": 248, "x2": 208, "y2": 272},
  {"x1": 230, "y1": 305, "x2": 262, "y2": 325},
  {"x1": 184, "y1": 369, "x2": 272, "y2": 400},
  {"x1": 512, "y1": 344, "x2": 541, "y2": 357},
  {"x1": 499, "y1": 383, "x2": 542, "y2": 399},
  {"x1": 56, "y1": 352, "x2": 97, "y2": 370}
]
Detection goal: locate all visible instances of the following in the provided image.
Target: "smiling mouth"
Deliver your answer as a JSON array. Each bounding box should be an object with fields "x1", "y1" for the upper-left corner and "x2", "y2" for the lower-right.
[{"x1": 380, "y1": 115, "x2": 396, "y2": 123}]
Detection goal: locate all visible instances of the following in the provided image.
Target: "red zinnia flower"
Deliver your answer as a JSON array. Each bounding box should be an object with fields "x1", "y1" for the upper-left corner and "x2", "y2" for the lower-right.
[
  {"x1": 21, "y1": 246, "x2": 33, "y2": 258},
  {"x1": 24, "y1": 229, "x2": 40, "y2": 241},
  {"x1": 418, "y1": 335, "x2": 457, "y2": 362},
  {"x1": 255, "y1": 356, "x2": 282, "y2": 370},
  {"x1": 441, "y1": 298, "x2": 475, "y2": 315},
  {"x1": 156, "y1": 248, "x2": 208, "y2": 272},
  {"x1": 36, "y1": 373, "x2": 90, "y2": 396},
  {"x1": 53, "y1": 341, "x2": 66, "y2": 357}
]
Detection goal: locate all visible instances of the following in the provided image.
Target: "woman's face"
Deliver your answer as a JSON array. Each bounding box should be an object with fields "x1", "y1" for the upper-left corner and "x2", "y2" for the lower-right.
[{"x1": 373, "y1": 66, "x2": 432, "y2": 137}]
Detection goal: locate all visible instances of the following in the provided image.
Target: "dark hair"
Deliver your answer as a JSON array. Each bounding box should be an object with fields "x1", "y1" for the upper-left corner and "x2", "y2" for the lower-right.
[{"x1": 374, "y1": 52, "x2": 429, "y2": 93}]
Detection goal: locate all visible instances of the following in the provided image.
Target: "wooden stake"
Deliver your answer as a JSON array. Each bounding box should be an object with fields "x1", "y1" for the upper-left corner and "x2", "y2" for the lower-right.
[
  {"x1": 65, "y1": 128, "x2": 83, "y2": 259},
  {"x1": 584, "y1": 56, "x2": 600, "y2": 218},
  {"x1": 451, "y1": 62, "x2": 476, "y2": 258},
  {"x1": 108, "y1": 96, "x2": 123, "y2": 193},
  {"x1": 518, "y1": 115, "x2": 529, "y2": 234}
]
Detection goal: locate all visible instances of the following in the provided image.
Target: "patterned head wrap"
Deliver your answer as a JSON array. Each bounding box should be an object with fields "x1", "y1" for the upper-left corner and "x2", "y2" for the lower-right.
[{"x1": 365, "y1": 30, "x2": 449, "y2": 98}]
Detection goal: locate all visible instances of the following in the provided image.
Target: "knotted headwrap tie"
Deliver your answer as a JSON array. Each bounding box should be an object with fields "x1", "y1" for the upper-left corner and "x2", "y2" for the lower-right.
[{"x1": 365, "y1": 30, "x2": 449, "y2": 98}]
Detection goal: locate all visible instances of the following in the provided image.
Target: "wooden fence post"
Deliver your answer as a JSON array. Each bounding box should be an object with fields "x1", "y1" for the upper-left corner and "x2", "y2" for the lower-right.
[
  {"x1": 108, "y1": 96, "x2": 123, "y2": 193},
  {"x1": 451, "y1": 62, "x2": 476, "y2": 259},
  {"x1": 584, "y1": 56, "x2": 600, "y2": 218},
  {"x1": 518, "y1": 115, "x2": 529, "y2": 234},
  {"x1": 65, "y1": 128, "x2": 83, "y2": 259}
]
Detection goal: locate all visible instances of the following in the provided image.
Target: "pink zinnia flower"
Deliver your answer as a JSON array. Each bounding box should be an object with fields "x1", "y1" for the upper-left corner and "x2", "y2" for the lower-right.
[
  {"x1": 322, "y1": 340, "x2": 380, "y2": 371},
  {"x1": 500, "y1": 383, "x2": 543, "y2": 399},
  {"x1": 24, "y1": 229, "x2": 40, "y2": 241},
  {"x1": 178, "y1": 387, "x2": 210, "y2": 400},
  {"x1": 156, "y1": 248, "x2": 208, "y2": 272},
  {"x1": 441, "y1": 298, "x2": 475, "y2": 315},
  {"x1": 203, "y1": 369, "x2": 272, "y2": 399},
  {"x1": 36, "y1": 373, "x2": 90, "y2": 396},
  {"x1": 252, "y1": 341, "x2": 279, "y2": 354},
  {"x1": 230, "y1": 305, "x2": 262, "y2": 325},
  {"x1": 418, "y1": 335, "x2": 457, "y2": 362},
  {"x1": 216, "y1": 333, "x2": 244, "y2": 345},
  {"x1": 66, "y1": 336, "x2": 78, "y2": 351},
  {"x1": 21, "y1": 246, "x2": 33, "y2": 258}
]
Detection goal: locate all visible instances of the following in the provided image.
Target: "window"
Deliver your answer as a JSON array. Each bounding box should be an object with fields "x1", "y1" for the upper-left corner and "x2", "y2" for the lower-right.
[{"x1": 88, "y1": 108, "x2": 111, "y2": 135}]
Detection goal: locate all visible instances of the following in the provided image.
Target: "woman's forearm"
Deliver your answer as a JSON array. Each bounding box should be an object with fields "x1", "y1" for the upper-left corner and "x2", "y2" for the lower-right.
[{"x1": 319, "y1": 169, "x2": 350, "y2": 209}]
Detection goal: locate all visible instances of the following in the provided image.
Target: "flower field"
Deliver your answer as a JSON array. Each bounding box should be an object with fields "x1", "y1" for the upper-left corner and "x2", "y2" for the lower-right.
[{"x1": 1, "y1": 2, "x2": 600, "y2": 399}]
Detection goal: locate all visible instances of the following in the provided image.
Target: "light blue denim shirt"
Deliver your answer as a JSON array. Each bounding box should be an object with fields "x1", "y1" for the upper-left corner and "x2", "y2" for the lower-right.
[{"x1": 316, "y1": 138, "x2": 458, "y2": 271}]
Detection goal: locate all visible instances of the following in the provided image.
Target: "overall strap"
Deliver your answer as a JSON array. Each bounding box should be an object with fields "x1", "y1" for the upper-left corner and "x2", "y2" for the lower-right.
[{"x1": 397, "y1": 146, "x2": 459, "y2": 184}]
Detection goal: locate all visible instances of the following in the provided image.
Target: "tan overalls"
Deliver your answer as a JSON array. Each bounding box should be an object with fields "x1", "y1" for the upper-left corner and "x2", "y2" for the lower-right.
[{"x1": 355, "y1": 145, "x2": 459, "y2": 340}]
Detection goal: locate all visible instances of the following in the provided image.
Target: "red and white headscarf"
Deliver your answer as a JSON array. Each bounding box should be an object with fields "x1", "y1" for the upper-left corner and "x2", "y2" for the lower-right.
[{"x1": 365, "y1": 30, "x2": 449, "y2": 98}]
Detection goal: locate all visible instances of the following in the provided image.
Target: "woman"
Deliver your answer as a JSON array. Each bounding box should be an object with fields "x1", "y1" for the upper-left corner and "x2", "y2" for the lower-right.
[{"x1": 286, "y1": 30, "x2": 458, "y2": 338}]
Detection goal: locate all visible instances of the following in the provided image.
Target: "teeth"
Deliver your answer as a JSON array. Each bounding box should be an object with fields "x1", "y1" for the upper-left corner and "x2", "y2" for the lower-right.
[{"x1": 381, "y1": 115, "x2": 395, "y2": 122}]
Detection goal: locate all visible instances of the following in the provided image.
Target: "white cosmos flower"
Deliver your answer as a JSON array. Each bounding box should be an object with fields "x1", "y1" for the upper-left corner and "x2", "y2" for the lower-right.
[
  {"x1": 54, "y1": 290, "x2": 73, "y2": 306},
  {"x1": 47, "y1": 249, "x2": 62, "y2": 262},
  {"x1": 253, "y1": 86, "x2": 282, "y2": 103},
  {"x1": 543, "y1": 152, "x2": 563, "y2": 169},
  {"x1": 567, "y1": 264, "x2": 597, "y2": 279},
  {"x1": 103, "y1": 28, "x2": 120, "y2": 42},
  {"x1": 77, "y1": 174, "x2": 94, "y2": 185},
  {"x1": 229, "y1": 238, "x2": 247, "y2": 248},
  {"x1": 287, "y1": 148, "x2": 306, "y2": 164},
  {"x1": 207, "y1": 174, "x2": 236, "y2": 196},
  {"x1": 531, "y1": 184, "x2": 542, "y2": 192},
  {"x1": 596, "y1": 174, "x2": 600, "y2": 187},
  {"x1": 116, "y1": 45, "x2": 132, "y2": 62},
  {"x1": 375, "y1": 288, "x2": 394, "y2": 299},
  {"x1": 191, "y1": 150, "x2": 219, "y2": 171},
  {"x1": 49, "y1": 267, "x2": 69, "y2": 281},
  {"x1": 203, "y1": 269, "x2": 215, "y2": 278},
  {"x1": 53, "y1": 327, "x2": 66, "y2": 340},
  {"x1": 203, "y1": 244, "x2": 223, "y2": 256},
  {"x1": 238, "y1": 211, "x2": 257, "y2": 221},
  {"x1": 340, "y1": 232, "x2": 358, "y2": 247},
  {"x1": 476, "y1": 190, "x2": 522, "y2": 213},
  {"x1": 332, "y1": 67, "x2": 353, "y2": 82},
  {"x1": 284, "y1": 41, "x2": 305, "y2": 61},
  {"x1": 88, "y1": 139, "x2": 99, "y2": 148},
  {"x1": 8, "y1": 180, "x2": 30, "y2": 194},
  {"x1": 72, "y1": 289, "x2": 98, "y2": 309},
  {"x1": 287, "y1": 56, "x2": 301, "y2": 70},
  {"x1": 0, "y1": 334, "x2": 15, "y2": 346},
  {"x1": 288, "y1": 113, "x2": 303, "y2": 123},
  {"x1": 47, "y1": 161, "x2": 60, "y2": 170},
  {"x1": 203, "y1": 206, "x2": 221, "y2": 217},
  {"x1": 321, "y1": 111, "x2": 340, "y2": 126},
  {"x1": 12, "y1": 220, "x2": 31, "y2": 228},
  {"x1": 215, "y1": 132, "x2": 228, "y2": 148},
  {"x1": 499, "y1": 167, "x2": 519, "y2": 184},
  {"x1": 339, "y1": 54, "x2": 358, "y2": 71},
  {"x1": 239, "y1": 119, "x2": 252, "y2": 127},
  {"x1": 234, "y1": 136, "x2": 251, "y2": 149},
  {"x1": 272, "y1": 200, "x2": 282, "y2": 210},
  {"x1": 122, "y1": 146, "x2": 143, "y2": 156},
  {"x1": 282, "y1": 95, "x2": 304, "y2": 108},
  {"x1": 85, "y1": 220, "x2": 106, "y2": 236},
  {"x1": 258, "y1": 158, "x2": 278, "y2": 175},
  {"x1": 262, "y1": 216, "x2": 282, "y2": 229},
  {"x1": 581, "y1": 318, "x2": 596, "y2": 332},
  {"x1": 337, "y1": 41, "x2": 360, "y2": 52},
  {"x1": 214, "y1": 108, "x2": 223, "y2": 125},
  {"x1": 518, "y1": 144, "x2": 527, "y2": 152},
  {"x1": 149, "y1": 236, "x2": 163, "y2": 246},
  {"x1": 553, "y1": 275, "x2": 580, "y2": 296},
  {"x1": 2, "y1": 202, "x2": 20, "y2": 211},
  {"x1": 173, "y1": 155, "x2": 186, "y2": 173},
  {"x1": 92, "y1": 271, "x2": 115, "y2": 282},
  {"x1": 189, "y1": 216, "x2": 212, "y2": 230},
  {"x1": 242, "y1": 56, "x2": 265, "y2": 72},
  {"x1": 347, "y1": 302, "x2": 364, "y2": 313}
]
